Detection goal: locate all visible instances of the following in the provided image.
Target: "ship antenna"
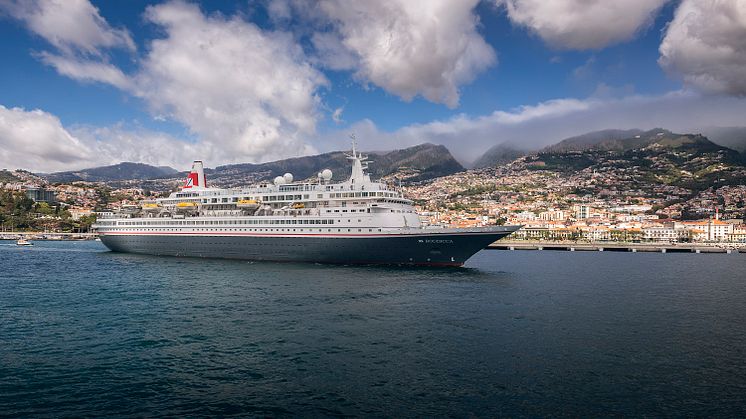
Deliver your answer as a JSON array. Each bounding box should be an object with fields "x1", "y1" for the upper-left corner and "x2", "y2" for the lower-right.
[{"x1": 350, "y1": 133, "x2": 357, "y2": 157}]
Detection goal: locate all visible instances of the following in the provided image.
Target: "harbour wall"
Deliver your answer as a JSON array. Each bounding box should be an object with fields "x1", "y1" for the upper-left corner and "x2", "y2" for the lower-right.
[{"x1": 489, "y1": 241, "x2": 746, "y2": 254}]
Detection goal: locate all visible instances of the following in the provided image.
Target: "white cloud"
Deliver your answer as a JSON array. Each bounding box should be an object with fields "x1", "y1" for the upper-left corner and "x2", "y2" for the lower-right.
[
  {"x1": 1, "y1": 0, "x2": 135, "y2": 89},
  {"x1": 0, "y1": 105, "x2": 94, "y2": 172},
  {"x1": 4, "y1": 0, "x2": 329, "y2": 165},
  {"x1": 331, "y1": 107, "x2": 344, "y2": 124},
  {"x1": 71, "y1": 125, "x2": 201, "y2": 170},
  {"x1": 314, "y1": 0, "x2": 496, "y2": 108},
  {"x1": 0, "y1": 105, "x2": 208, "y2": 172},
  {"x1": 311, "y1": 32, "x2": 358, "y2": 71},
  {"x1": 6, "y1": 90, "x2": 746, "y2": 173},
  {"x1": 318, "y1": 90, "x2": 746, "y2": 165},
  {"x1": 659, "y1": 0, "x2": 746, "y2": 95},
  {"x1": 501, "y1": 0, "x2": 669, "y2": 50},
  {"x1": 36, "y1": 52, "x2": 132, "y2": 89},
  {"x1": 131, "y1": 1, "x2": 326, "y2": 163},
  {"x1": 0, "y1": 0, "x2": 134, "y2": 55}
]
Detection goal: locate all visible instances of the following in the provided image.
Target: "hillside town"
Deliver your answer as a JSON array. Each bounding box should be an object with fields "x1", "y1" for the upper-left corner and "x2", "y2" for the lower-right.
[
  {"x1": 404, "y1": 156, "x2": 746, "y2": 244},
  {"x1": 3, "y1": 152, "x2": 746, "y2": 244}
]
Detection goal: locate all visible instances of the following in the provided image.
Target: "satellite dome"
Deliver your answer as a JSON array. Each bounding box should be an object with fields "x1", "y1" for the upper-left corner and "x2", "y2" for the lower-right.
[
  {"x1": 283, "y1": 173, "x2": 293, "y2": 183},
  {"x1": 274, "y1": 176, "x2": 286, "y2": 185},
  {"x1": 321, "y1": 169, "x2": 332, "y2": 180}
]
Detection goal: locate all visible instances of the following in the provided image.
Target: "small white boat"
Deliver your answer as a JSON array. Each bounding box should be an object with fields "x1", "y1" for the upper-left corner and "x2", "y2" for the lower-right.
[{"x1": 16, "y1": 238, "x2": 33, "y2": 246}]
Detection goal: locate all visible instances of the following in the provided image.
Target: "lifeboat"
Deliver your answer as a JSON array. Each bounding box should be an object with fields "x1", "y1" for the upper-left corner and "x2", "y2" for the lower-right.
[
  {"x1": 292, "y1": 202, "x2": 305, "y2": 209},
  {"x1": 175, "y1": 202, "x2": 198, "y2": 212},
  {"x1": 142, "y1": 202, "x2": 160, "y2": 212},
  {"x1": 237, "y1": 199, "x2": 260, "y2": 209}
]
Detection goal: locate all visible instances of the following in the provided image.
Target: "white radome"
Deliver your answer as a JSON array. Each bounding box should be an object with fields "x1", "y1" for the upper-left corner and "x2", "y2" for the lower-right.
[
  {"x1": 274, "y1": 176, "x2": 286, "y2": 185},
  {"x1": 321, "y1": 169, "x2": 332, "y2": 180},
  {"x1": 283, "y1": 173, "x2": 293, "y2": 183}
]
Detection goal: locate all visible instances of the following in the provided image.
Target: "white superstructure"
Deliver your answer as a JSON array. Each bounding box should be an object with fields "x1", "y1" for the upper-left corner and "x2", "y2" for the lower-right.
[
  {"x1": 95, "y1": 145, "x2": 421, "y2": 236},
  {"x1": 93, "y1": 143, "x2": 519, "y2": 266}
]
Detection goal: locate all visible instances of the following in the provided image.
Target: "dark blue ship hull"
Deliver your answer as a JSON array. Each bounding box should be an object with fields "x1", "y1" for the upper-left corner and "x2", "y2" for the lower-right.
[{"x1": 99, "y1": 226, "x2": 520, "y2": 266}]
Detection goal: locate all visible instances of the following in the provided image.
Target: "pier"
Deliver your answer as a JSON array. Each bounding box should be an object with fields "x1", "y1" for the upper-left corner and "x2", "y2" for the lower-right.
[
  {"x1": 0, "y1": 232, "x2": 97, "y2": 241},
  {"x1": 488, "y1": 241, "x2": 744, "y2": 254}
]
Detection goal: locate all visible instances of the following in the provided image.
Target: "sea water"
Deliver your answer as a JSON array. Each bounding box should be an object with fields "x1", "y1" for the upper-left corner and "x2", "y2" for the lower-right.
[{"x1": 1, "y1": 241, "x2": 745, "y2": 416}]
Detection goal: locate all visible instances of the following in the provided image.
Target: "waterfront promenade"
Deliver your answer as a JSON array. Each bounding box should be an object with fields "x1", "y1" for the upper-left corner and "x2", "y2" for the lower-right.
[
  {"x1": 0, "y1": 232, "x2": 96, "y2": 241},
  {"x1": 489, "y1": 240, "x2": 746, "y2": 254}
]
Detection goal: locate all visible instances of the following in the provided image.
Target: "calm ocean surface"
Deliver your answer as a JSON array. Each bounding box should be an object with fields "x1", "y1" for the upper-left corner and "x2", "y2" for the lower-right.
[{"x1": 1, "y1": 240, "x2": 745, "y2": 417}]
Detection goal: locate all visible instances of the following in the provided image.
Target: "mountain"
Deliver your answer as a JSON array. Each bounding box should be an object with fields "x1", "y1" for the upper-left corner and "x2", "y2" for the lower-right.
[
  {"x1": 473, "y1": 142, "x2": 529, "y2": 168},
  {"x1": 41, "y1": 143, "x2": 463, "y2": 189},
  {"x1": 526, "y1": 129, "x2": 745, "y2": 190},
  {"x1": 46, "y1": 162, "x2": 178, "y2": 183},
  {"x1": 698, "y1": 126, "x2": 746, "y2": 152},
  {"x1": 203, "y1": 143, "x2": 464, "y2": 187},
  {"x1": 0, "y1": 169, "x2": 20, "y2": 183},
  {"x1": 542, "y1": 128, "x2": 646, "y2": 153}
]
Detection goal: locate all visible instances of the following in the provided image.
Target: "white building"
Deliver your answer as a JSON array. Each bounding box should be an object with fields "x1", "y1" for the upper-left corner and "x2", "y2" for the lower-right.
[
  {"x1": 573, "y1": 204, "x2": 592, "y2": 219},
  {"x1": 683, "y1": 218, "x2": 735, "y2": 242},
  {"x1": 642, "y1": 224, "x2": 689, "y2": 242},
  {"x1": 514, "y1": 211, "x2": 537, "y2": 221},
  {"x1": 538, "y1": 209, "x2": 567, "y2": 221}
]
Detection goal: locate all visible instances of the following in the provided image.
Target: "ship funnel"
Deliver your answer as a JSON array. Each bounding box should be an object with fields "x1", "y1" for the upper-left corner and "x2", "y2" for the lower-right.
[{"x1": 183, "y1": 160, "x2": 206, "y2": 190}]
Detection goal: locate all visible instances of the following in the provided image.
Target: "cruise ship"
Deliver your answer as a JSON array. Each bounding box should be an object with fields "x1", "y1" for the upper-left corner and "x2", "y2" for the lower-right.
[{"x1": 94, "y1": 145, "x2": 520, "y2": 266}]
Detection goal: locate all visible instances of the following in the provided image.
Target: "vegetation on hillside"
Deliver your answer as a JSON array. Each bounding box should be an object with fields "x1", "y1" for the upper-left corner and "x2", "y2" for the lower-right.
[{"x1": 0, "y1": 190, "x2": 95, "y2": 232}]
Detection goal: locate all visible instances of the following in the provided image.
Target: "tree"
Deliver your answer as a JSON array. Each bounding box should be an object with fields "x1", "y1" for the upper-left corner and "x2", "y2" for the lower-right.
[
  {"x1": 76, "y1": 214, "x2": 97, "y2": 232},
  {"x1": 35, "y1": 202, "x2": 55, "y2": 215}
]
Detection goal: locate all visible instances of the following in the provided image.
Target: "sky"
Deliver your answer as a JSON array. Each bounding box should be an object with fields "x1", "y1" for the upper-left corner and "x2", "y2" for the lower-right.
[{"x1": 1, "y1": 0, "x2": 746, "y2": 172}]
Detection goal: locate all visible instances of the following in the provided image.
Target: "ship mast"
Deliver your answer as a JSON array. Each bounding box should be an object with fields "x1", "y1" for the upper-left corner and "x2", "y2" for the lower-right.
[{"x1": 346, "y1": 133, "x2": 370, "y2": 186}]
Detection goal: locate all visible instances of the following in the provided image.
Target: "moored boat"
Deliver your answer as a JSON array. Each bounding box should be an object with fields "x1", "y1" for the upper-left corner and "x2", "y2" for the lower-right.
[{"x1": 16, "y1": 238, "x2": 33, "y2": 246}]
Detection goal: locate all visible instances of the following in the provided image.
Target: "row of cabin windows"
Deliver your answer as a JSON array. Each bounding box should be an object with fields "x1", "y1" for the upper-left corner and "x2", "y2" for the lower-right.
[
  {"x1": 165, "y1": 193, "x2": 404, "y2": 205},
  {"x1": 116, "y1": 219, "x2": 334, "y2": 226},
  {"x1": 329, "y1": 208, "x2": 369, "y2": 213},
  {"x1": 108, "y1": 228, "x2": 382, "y2": 233},
  {"x1": 169, "y1": 194, "x2": 309, "y2": 204},
  {"x1": 329, "y1": 191, "x2": 395, "y2": 198}
]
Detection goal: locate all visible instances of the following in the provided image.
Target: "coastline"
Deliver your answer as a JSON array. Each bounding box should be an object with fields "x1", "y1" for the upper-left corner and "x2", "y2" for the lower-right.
[
  {"x1": 0, "y1": 232, "x2": 97, "y2": 241},
  {"x1": 490, "y1": 240, "x2": 746, "y2": 253}
]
